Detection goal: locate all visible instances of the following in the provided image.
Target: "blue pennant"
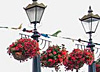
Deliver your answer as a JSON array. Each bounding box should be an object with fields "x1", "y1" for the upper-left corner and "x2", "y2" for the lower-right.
[{"x1": 41, "y1": 34, "x2": 50, "y2": 38}]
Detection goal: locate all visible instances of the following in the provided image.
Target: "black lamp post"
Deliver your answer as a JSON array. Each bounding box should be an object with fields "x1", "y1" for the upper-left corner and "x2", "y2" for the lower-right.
[
  {"x1": 24, "y1": 0, "x2": 46, "y2": 72},
  {"x1": 79, "y1": 6, "x2": 100, "y2": 72}
]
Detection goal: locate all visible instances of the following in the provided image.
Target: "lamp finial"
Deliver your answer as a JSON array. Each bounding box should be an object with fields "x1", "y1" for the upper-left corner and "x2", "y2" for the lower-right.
[{"x1": 88, "y1": 6, "x2": 93, "y2": 13}]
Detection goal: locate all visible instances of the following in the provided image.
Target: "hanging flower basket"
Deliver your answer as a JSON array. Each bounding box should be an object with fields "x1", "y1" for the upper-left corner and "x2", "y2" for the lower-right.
[
  {"x1": 12, "y1": 52, "x2": 27, "y2": 60},
  {"x1": 63, "y1": 49, "x2": 84, "y2": 71},
  {"x1": 7, "y1": 38, "x2": 40, "y2": 62},
  {"x1": 63, "y1": 48, "x2": 94, "y2": 71},
  {"x1": 83, "y1": 49, "x2": 94, "y2": 65},
  {"x1": 41, "y1": 45, "x2": 68, "y2": 71}
]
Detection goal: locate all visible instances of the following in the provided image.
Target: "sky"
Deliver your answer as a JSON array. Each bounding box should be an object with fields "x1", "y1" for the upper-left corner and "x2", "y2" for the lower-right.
[{"x1": 0, "y1": 0, "x2": 100, "y2": 72}]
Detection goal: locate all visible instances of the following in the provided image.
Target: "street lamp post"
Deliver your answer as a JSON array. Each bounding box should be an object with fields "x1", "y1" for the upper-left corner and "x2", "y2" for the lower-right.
[
  {"x1": 24, "y1": 0, "x2": 46, "y2": 72},
  {"x1": 79, "y1": 6, "x2": 100, "y2": 72}
]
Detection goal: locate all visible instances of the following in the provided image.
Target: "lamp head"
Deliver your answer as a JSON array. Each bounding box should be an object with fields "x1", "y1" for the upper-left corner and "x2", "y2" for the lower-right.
[
  {"x1": 24, "y1": 1, "x2": 47, "y2": 24},
  {"x1": 79, "y1": 6, "x2": 100, "y2": 34}
]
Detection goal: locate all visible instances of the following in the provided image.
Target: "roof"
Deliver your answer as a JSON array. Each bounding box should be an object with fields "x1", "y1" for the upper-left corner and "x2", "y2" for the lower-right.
[{"x1": 24, "y1": 1, "x2": 47, "y2": 9}]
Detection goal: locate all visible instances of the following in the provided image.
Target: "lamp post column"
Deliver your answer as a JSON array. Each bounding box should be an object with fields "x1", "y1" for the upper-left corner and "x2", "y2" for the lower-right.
[
  {"x1": 87, "y1": 32, "x2": 96, "y2": 72},
  {"x1": 31, "y1": 22, "x2": 41, "y2": 72}
]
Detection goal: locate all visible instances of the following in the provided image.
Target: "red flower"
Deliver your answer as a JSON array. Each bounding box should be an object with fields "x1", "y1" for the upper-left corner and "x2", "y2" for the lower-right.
[
  {"x1": 48, "y1": 59, "x2": 53, "y2": 62},
  {"x1": 68, "y1": 61, "x2": 72, "y2": 64},
  {"x1": 71, "y1": 57, "x2": 76, "y2": 60},
  {"x1": 77, "y1": 61, "x2": 80, "y2": 64},
  {"x1": 49, "y1": 53, "x2": 53, "y2": 56},
  {"x1": 15, "y1": 47, "x2": 19, "y2": 50},
  {"x1": 17, "y1": 44, "x2": 23, "y2": 48},
  {"x1": 52, "y1": 60, "x2": 55, "y2": 63},
  {"x1": 61, "y1": 51, "x2": 66, "y2": 55},
  {"x1": 59, "y1": 58, "x2": 63, "y2": 62},
  {"x1": 10, "y1": 43, "x2": 15, "y2": 47},
  {"x1": 53, "y1": 51, "x2": 57, "y2": 55},
  {"x1": 44, "y1": 55, "x2": 47, "y2": 58},
  {"x1": 47, "y1": 50, "x2": 51, "y2": 53},
  {"x1": 58, "y1": 54, "x2": 61, "y2": 58}
]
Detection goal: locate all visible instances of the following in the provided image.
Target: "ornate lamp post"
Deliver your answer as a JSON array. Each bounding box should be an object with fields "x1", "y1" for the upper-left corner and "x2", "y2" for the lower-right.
[
  {"x1": 79, "y1": 6, "x2": 100, "y2": 72},
  {"x1": 24, "y1": 0, "x2": 46, "y2": 72}
]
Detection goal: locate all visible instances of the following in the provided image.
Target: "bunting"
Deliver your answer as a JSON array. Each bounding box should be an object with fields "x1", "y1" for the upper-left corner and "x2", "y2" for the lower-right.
[{"x1": 0, "y1": 24, "x2": 22, "y2": 30}]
